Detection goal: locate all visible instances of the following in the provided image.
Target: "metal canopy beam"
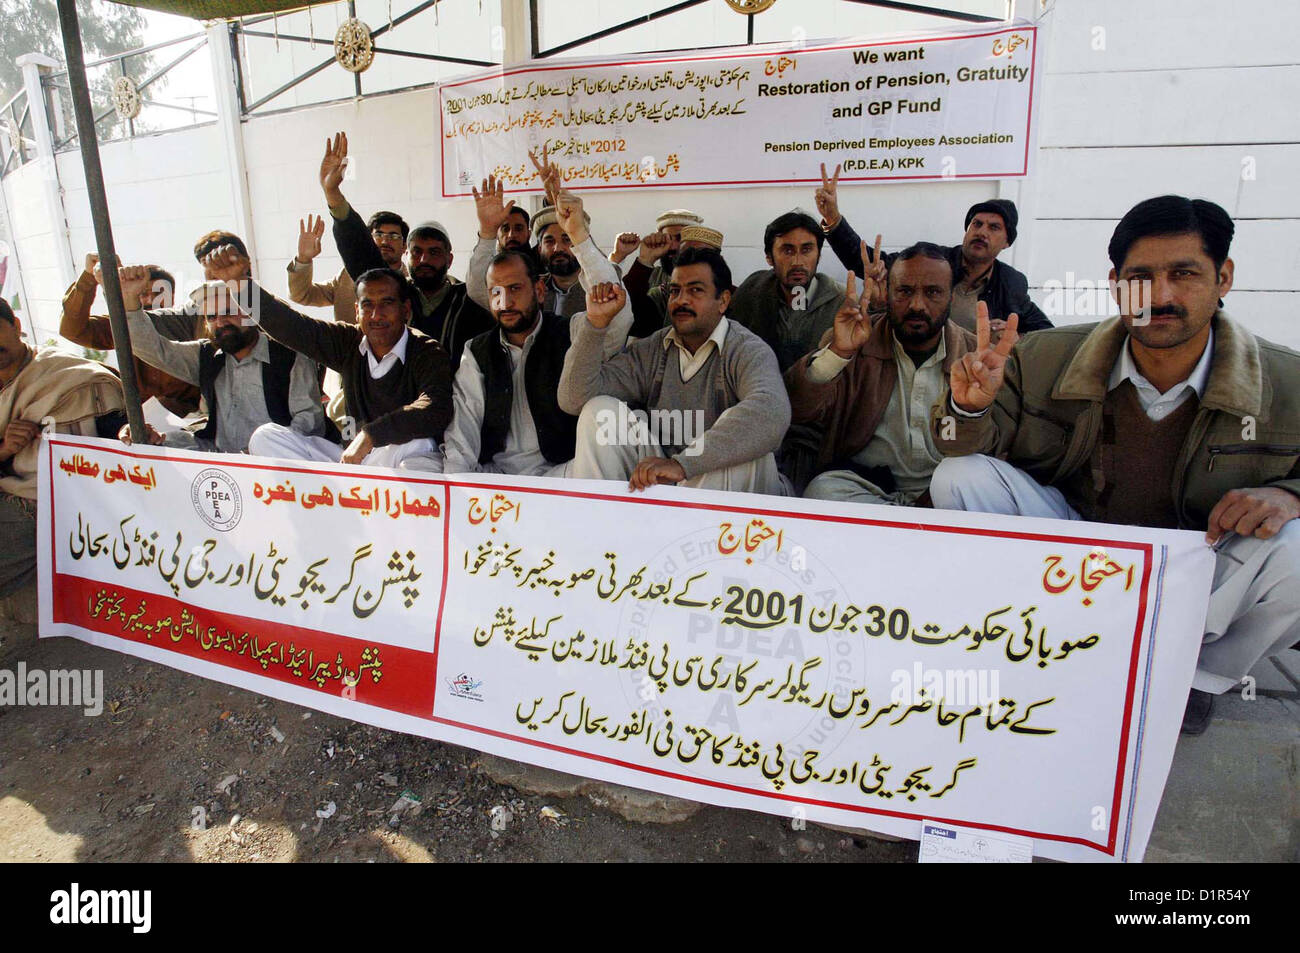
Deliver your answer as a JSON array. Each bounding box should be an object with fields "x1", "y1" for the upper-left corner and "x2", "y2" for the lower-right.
[
  {"x1": 841, "y1": 0, "x2": 1002, "y2": 24},
  {"x1": 54, "y1": 0, "x2": 147, "y2": 443},
  {"x1": 533, "y1": 0, "x2": 711, "y2": 59}
]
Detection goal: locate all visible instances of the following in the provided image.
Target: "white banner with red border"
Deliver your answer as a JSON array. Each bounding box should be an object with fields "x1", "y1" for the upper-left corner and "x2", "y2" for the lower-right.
[
  {"x1": 38, "y1": 435, "x2": 1213, "y2": 863},
  {"x1": 439, "y1": 21, "x2": 1037, "y2": 196}
]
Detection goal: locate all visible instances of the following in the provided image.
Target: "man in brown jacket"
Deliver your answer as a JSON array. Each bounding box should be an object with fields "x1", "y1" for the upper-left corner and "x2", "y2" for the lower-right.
[
  {"x1": 60, "y1": 253, "x2": 201, "y2": 417},
  {"x1": 927, "y1": 195, "x2": 1300, "y2": 734},
  {"x1": 785, "y1": 241, "x2": 974, "y2": 504}
]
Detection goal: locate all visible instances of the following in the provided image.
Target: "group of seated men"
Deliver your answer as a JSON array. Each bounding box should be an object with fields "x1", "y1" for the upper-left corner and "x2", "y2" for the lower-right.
[{"x1": 8, "y1": 136, "x2": 1297, "y2": 735}]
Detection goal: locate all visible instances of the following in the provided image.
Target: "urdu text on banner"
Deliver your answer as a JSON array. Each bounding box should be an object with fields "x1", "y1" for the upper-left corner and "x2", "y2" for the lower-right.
[
  {"x1": 439, "y1": 21, "x2": 1037, "y2": 196},
  {"x1": 38, "y1": 436, "x2": 1213, "y2": 863}
]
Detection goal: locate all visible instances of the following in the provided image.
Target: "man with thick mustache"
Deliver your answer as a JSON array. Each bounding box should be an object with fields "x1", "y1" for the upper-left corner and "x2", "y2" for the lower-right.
[
  {"x1": 814, "y1": 163, "x2": 1051, "y2": 339},
  {"x1": 116, "y1": 266, "x2": 326, "y2": 454},
  {"x1": 928, "y1": 195, "x2": 1300, "y2": 735},
  {"x1": 442, "y1": 189, "x2": 632, "y2": 477},
  {"x1": 559, "y1": 245, "x2": 790, "y2": 495},
  {"x1": 785, "y1": 240, "x2": 975, "y2": 505}
]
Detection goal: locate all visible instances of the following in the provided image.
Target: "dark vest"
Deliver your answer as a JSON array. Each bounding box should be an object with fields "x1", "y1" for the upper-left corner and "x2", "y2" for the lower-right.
[
  {"x1": 195, "y1": 334, "x2": 296, "y2": 445},
  {"x1": 1088, "y1": 380, "x2": 1200, "y2": 529},
  {"x1": 467, "y1": 312, "x2": 576, "y2": 465}
]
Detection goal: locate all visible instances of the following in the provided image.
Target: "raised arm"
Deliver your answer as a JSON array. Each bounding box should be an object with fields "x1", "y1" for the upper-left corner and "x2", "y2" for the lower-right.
[
  {"x1": 205, "y1": 244, "x2": 359, "y2": 370},
  {"x1": 117, "y1": 266, "x2": 201, "y2": 385},
  {"x1": 557, "y1": 283, "x2": 649, "y2": 415}
]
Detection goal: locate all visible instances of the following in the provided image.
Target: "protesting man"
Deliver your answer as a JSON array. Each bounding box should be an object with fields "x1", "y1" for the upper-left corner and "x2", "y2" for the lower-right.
[
  {"x1": 60, "y1": 253, "x2": 200, "y2": 417},
  {"x1": 815, "y1": 162, "x2": 1051, "y2": 338},
  {"x1": 729, "y1": 210, "x2": 845, "y2": 372},
  {"x1": 559, "y1": 246, "x2": 790, "y2": 494},
  {"x1": 318, "y1": 132, "x2": 491, "y2": 370},
  {"x1": 0, "y1": 296, "x2": 126, "y2": 595},
  {"x1": 288, "y1": 210, "x2": 409, "y2": 325},
  {"x1": 786, "y1": 239, "x2": 974, "y2": 505},
  {"x1": 927, "y1": 195, "x2": 1300, "y2": 734},
  {"x1": 610, "y1": 208, "x2": 704, "y2": 291},
  {"x1": 443, "y1": 190, "x2": 632, "y2": 477},
  {"x1": 118, "y1": 267, "x2": 326, "y2": 454},
  {"x1": 464, "y1": 173, "x2": 534, "y2": 312},
  {"x1": 622, "y1": 225, "x2": 726, "y2": 337},
  {"x1": 184, "y1": 244, "x2": 453, "y2": 470}
]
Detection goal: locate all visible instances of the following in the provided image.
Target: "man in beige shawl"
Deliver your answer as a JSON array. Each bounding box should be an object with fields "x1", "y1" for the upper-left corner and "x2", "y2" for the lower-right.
[{"x1": 0, "y1": 297, "x2": 125, "y2": 595}]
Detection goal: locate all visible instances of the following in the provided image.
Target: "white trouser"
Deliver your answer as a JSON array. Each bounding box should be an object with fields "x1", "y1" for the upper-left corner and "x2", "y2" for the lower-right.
[
  {"x1": 804, "y1": 470, "x2": 922, "y2": 506},
  {"x1": 248, "y1": 423, "x2": 443, "y2": 472},
  {"x1": 931, "y1": 454, "x2": 1300, "y2": 693},
  {"x1": 571, "y1": 395, "x2": 786, "y2": 495}
]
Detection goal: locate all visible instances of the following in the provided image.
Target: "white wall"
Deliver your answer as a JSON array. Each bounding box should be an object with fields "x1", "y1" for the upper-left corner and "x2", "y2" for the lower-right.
[
  {"x1": 6, "y1": 0, "x2": 1299, "y2": 351},
  {"x1": 1025, "y1": 0, "x2": 1300, "y2": 343},
  {"x1": 2, "y1": 121, "x2": 237, "y2": 346}
]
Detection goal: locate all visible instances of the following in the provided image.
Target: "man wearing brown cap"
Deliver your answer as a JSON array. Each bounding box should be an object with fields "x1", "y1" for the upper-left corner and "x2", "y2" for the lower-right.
[{"x1": 814, "y1": 164, "x2": 1051, "y2": 337}]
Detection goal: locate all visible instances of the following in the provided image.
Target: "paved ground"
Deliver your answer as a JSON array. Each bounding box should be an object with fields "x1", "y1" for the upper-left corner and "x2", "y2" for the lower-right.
[{"x1": 1, "y1": 608, "x2": 1295, "y2": 863}]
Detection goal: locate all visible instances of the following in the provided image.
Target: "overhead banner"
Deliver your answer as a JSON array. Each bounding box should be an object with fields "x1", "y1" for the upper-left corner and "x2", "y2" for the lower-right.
[
  {"x1": 39, "y1": 435, "x2": 1212, "y2": 863},
  {"x1": 439, "y1": 22, "x2": 1037, "y2": 196}
]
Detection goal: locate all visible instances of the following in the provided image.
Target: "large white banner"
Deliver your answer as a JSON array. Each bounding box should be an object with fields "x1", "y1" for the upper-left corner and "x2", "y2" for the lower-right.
[
  {"x1": 39, "y1": 435, "x2": 1214, "y2": 863},
  {"x1": 439, "y1": 22, "x2": 1037, "y2": 196}
]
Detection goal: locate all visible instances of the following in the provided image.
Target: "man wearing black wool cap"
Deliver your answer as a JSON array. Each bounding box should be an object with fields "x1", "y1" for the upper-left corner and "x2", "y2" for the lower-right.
[{"x1": 813, "y1": 163, "x2": 1052, "y2": 339}]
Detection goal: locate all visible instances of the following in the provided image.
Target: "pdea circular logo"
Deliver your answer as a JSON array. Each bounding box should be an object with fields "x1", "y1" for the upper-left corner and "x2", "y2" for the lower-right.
[{"x1": 190, "y1": 468, "x2": 243, "y2": 531}]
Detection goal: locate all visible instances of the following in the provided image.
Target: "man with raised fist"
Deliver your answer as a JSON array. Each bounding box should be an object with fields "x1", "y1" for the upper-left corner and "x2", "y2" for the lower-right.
[
  {"x1": 116, "y1": 262, "x2": 325, "y2": 455},
  {"x1": 558, "y1": 246, "x2": 789, "y2": 495}
]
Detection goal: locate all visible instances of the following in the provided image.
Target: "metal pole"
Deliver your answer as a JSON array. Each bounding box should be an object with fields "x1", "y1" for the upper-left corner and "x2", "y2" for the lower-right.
[{"x1": 54, "y1": 0, "x2": 146, "y2": 442}]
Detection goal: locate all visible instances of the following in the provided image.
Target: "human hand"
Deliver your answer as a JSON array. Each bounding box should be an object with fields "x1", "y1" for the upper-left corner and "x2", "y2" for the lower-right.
[
  {"x1": 297, "y1": 214, "x2": 325, "y2": 263},
  {"x1": 610, "y1": 232, "x2": 640, "y2": 264},
  {"x1": 0, "y1": 420, "x2": 41, "y2": 461},
  {"x1": 1206, "y1": 486, "x2": 1300, "y2": 543},
  {"x1": 340, "y1": 429, "x2": 374, "y2": 466},
  {"x1": 949, "y1": 301, "x2": 1020, "y2": 413},
  {"x1": 584, "y1": 281, "x2": 625, "y2": 329},
  {"x1": 814, "y1": 162, "x2": 842, "y2": 229},
  {"x1": 629, "y1": 456, "x2": 686, "y2": 492},
  {"x1": 472, "y1": 174, "x2": 516, "y2": 239}
]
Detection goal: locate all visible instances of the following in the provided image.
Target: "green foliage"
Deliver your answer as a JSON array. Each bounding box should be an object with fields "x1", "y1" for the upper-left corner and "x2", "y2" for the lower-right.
[{"x1": 0, "y1": 0, "x2": 153, "y2": 141}]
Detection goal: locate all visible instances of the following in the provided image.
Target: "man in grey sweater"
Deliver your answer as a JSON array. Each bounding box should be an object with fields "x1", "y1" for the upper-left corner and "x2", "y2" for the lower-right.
[{"x1": 558, "y1": 246, "x2": 790, "y2": 494}]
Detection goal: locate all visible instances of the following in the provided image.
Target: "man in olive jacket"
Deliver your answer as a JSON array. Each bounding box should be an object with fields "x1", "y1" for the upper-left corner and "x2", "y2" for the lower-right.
[{"x1": 928, "y1": 195, "x2": 1300, "y2": 735}]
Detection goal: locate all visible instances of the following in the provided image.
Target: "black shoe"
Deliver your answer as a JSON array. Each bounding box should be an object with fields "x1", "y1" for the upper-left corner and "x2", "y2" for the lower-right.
[{"x1": 1181, "y1": 689, "x2": 1215, "y2": 735}]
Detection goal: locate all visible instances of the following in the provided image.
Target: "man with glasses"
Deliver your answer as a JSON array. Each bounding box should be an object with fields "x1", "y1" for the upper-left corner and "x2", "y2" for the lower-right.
[
  {"x1": 318, "y1": 132, "x2": 491, "y2": 370},
  {"x1": 288, "y1": 210, "x2": 409, "y2": 326}
]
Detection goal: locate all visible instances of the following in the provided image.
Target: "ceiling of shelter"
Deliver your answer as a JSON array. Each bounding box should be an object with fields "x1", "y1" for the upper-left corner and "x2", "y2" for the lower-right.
[{"x1": 108, "y1": 0, "x2": 338, "y2": 19}]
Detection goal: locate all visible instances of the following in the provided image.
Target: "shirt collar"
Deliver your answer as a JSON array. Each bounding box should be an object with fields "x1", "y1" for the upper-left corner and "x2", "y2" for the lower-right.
[
  {"x1": 663, "y1": 316, "x2": 729, "y2": 353},
  {"x1": 358, "y1": 326, "x2": 411, "y2": 364},
  {"x1": 1109, "y1": 325, "x2": 1214, "y2": 398}
]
